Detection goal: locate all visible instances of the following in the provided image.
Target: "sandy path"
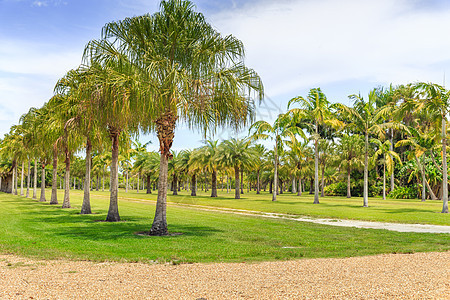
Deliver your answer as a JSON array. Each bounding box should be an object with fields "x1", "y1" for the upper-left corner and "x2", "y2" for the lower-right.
[{"x1": 1, "y1": 251, "x2": 448, "y2": 299}]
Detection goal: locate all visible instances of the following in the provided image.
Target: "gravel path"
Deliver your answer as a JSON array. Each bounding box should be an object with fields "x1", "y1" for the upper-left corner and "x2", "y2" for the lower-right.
[{"x1": 1, "y1": 251, "x2": 448, "y2": 299}]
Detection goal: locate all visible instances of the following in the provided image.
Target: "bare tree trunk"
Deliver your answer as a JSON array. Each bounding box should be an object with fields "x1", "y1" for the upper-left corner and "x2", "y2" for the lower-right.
[
  {"x1": 292, "y1": 177, "x2": 297, "y2": 194},
  {"x1": 102, "y1": 168, "x2": 105, "y2": 192},
  {"x1": 81, "y1": 138, "x2": 92, "y2": 214},
  {"x1": 137, "y1": 174, "x2": 139, "y2": 193},
  {"x1": 347, "y1": 167, "x2": 352, "y2": 198},
  {"x1": 106, "y1": 129, "x2": 121, "y2": 221},
  {"x1": 211, "y1": 170, "x2": 217, "y2": 197},
  {"x1": 422, "y1": 173, "x2": 426, "y2": 202},
  {"x1": 50, "y1": 147, "x2": 58, "y2": 204},
  {"x1": 297, "y1": 177, "x2": 302, "y2": 196},
  {"x1": 14, "y1": 164, "x2": 18, "y2": 195},
  {"x1": 20, "y1": 162, "x2": 24, "y2": 196},
  {"x1": 62, "y1": 148, "x2": 71, "y2": 209},
  {"x1": 363, "y1": 132, "x2": 369, "y2": 207},
  {"x1": 235, "y1": 165, "x2": 240, "y2": 199},
  {"x1": 226, "y1": 175, "x2": 229, "y2": 193},
  {"x1": 26, "y1": 160, "x2": 30, "y2": 198},
  {"x1": 39, "y1": 163, "x2": 46, "y2": 202},
  {"x1": 125, "y1": 171, "x2": 129, "y2": 193},
  {"x1": 33, "y1": 159, "x2": 37, "y2": 199}
]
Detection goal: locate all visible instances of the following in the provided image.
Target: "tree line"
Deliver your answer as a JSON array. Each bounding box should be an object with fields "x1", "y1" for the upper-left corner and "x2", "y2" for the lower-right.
[{"x1": 0, "y1": 0, "x2": 448, "y2": 237}]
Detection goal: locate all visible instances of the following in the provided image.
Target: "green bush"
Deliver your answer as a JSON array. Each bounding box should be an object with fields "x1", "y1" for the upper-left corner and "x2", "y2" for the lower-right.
[
  {"x1": 324, "y1": 182, "x2": 347, "y2": 196},
  {"x1": 388, "y1": 186, "x2": 417, "y2": 199}
]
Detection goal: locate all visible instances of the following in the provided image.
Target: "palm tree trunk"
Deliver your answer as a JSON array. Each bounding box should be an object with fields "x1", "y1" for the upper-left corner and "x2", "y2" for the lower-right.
[
  {"x1": 314, "y1": 135, "x2": 320, "y2": 204},
  {"x1": 81, "y1": 138, "x2": 92, "y2": 214},
  {"x1": 11, "y1": 162, "x2": 15, "y2": 195},
  {"x1": 441, "y1": 117, "x2": 448, "y2": 213},
  {"x1": 39, "y1": 163, "x2": 46, "y2": 202},
  {"x1": 33, "y1": 159, "x2": 37, "y2": 199},
  {"x1": 235, "y1": 165, "x2": 240, "y2": 199},
  {"x1": 102, "y1": 168, "x2": 105, "y2": 192},
  {"x1": 383, "y1": 157, "x2": 386, "y2": 200},
  {"x1": 414, "y1": 155, "x2": 437, "y2": 200},
  {"x1": 297, "y1": 177, "x2": 302, "y2": 196},
  {"x1": 363, "y1": 132, "x2": 369, "y2": 207},
  {"x1": 146, "y1": 175, "x2": 151, "y2": 194},
  {"x1": 390, "y1": 131, "x2": 394, "y2": 192},
  {"x1": 320, "y1": 164, "x2": 325, "y2": 197},
  {"x1": 137, "y1": 174, "x2": 139, "y2": 193},
  {"x1": 226, "y1": 175, "x2": 229, "y2": 193},
  {"x1": 191, "y1": 174, "x2": 196, "y2": 196},
  {"x1": 422, "y1": 172, "x2": 426, "y2": 201},
  {"x1": 150, "y1": 113, "x2": 176, "y2": 235},
  {"x1": 240, "y1": 169, "x2": 244, "y2": 195},
  {"x1": 26, "y1": 160, "x2": 30, "y2": 198},
  {"x1": 125, "y1": 171, "x2": 129, "y2": 193},
  {"x1": 106, "y1": 129, "x2": 121, "y2": 221},
  {"x1": 347, "y1": 167, "x2": 351, "y2": 198},
  {"x1": 173, "y1": 174, "x2": 178, "y2": 195},
  {"x1": 50, "y1": 147, "x2": 58, "y2": 204},
  {"x1": 273, "y1": 145, "x2": 278, "y2": 201},
  {"x1": 20, "y1": 162, "x2": 24, "y2": 196},
  {"x1": 62, "y1": 148, "x2": 71, "y2": 209},
  {"x1": 211, "y1": 170, "x2": 217, "y2": 197},
  {"x1": 256, "y1": 170, "x2": 260, "y2": 194},
  {"x1": 292, "y1": 177, "x2": 297, "y2": 194},
  {"x1": 14, "y1": 164, "x2": 18, "y2": 195}
]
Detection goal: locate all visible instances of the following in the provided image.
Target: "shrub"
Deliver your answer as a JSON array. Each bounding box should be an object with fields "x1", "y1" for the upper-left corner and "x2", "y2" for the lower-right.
[{"x1": 388, "y1": 186, "x2": 417, "y2": 199}]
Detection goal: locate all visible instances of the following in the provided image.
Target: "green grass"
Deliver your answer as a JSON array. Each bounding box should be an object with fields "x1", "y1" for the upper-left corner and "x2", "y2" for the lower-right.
[
  {"x1": 106, "y1": 188, "x2": 450, "y2": 225},
  {"x1": 0, "y1": 188, "x2": 448, "y2": 264}
]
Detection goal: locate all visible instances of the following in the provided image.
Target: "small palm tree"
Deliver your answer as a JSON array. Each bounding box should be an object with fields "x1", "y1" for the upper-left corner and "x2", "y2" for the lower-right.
[{"x1": 371, "y1": 138, "x2": 402, "y2": 200}]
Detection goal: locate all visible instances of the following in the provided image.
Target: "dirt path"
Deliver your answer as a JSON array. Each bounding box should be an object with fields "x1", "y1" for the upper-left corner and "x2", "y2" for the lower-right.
[{"x1": 0, "y1": 251, "x2": 448, "y2": 299}]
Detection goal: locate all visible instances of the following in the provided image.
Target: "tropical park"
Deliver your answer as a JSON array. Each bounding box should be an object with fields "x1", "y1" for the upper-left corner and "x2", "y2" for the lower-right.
[{"x1": 0, "y1": 0, "x2": 449, "y2": 298}]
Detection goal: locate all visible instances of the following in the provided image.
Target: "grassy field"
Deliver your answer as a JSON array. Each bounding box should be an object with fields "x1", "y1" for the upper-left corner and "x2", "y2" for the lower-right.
[
  {"x1": 109, "y1": 188, "x2": 449, "y2": 225},
  {"x1": 0, "y1": 188, "x2": 448, "y2": 264}
]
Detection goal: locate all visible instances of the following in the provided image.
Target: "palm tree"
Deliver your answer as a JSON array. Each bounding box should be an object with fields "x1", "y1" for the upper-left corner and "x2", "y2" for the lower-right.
[
  {"x1": 338, "y1": 89, "x2": 388, "y2": 207},
  {"x1": 334, "y1": 134, "x2": 364, "y2": 198},
  {"x1": 192, "y1": 140, "x2": 220, "y2": 197},
  {"x1": 413, "y1": 82, "x2": 449, "y2": 213},
  {"x1": 286, "y1": 139, "x2": 310, "y2": 196},
  {"x1": 371, "y1": 138, "x2": 402, "y2": 200},
  {"x1": 288, "y1": 88, "x2": 342, "y2": 204},
  {"x1": 217, "y1": 138, "x2": 256, "y2": 199},
  {"x1": 85, "y1": 0, "x2": 263, "y2": 233},
  {"x1": 318, "y1": 140, "x2": 335, "y2": 197},
  {"x1": 249, "y1": 114, "x2": 298, "y2": 201},
  {"x1": 251, "y1": 144, "x2": 266, "y2": 194}
]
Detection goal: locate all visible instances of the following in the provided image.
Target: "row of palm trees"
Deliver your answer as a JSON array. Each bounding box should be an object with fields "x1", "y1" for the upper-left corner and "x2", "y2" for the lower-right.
[{"x1": 0, "y1": 0, "x2": 449, "y2": 239}]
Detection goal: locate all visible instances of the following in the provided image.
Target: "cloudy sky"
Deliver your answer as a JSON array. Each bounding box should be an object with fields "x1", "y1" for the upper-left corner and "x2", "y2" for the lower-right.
[{"x1": 1, "y1": 0, "x2": 450, "y2": 151}]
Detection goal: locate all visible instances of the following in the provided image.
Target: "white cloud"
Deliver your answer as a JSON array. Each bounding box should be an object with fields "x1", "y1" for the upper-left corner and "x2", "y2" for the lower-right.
[
  {"x1": 32, "y1": 1, "x2": 48, "y2": 7},
  {"x1": 210, "y1": 0, "x2": 450, "y2": 99}
]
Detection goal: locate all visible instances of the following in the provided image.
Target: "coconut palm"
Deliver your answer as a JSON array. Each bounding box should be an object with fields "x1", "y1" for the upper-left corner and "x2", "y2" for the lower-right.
[
  {"x1": 286, "y1": 139, "x2": 310, "y2": 196},
  {"x1": 288, "y1": 88, "x2": 342, "y2": 204}
]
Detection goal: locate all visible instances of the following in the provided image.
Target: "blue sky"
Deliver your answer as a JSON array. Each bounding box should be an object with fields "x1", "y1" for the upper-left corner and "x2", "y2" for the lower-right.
[{"x1": 2, "y1": 0, "x2": 450, "y2": 152}]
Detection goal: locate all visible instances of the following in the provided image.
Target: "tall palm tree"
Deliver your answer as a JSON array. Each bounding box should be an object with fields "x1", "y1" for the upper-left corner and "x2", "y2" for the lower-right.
[
  {"x1": 338, "y1": 89, "x2": 387, "y2": 207},
  {"x1": 249, "y1": 114, "x2": 298, "y2": 201},
  {"x1": 413, "y1": 82, "x2": 450, "y2": 213},
  {"x1": 85, "y1": 0, "x2": 263, "y2": 233},
  {"x1": 288, "y1": 88, "x2": 342, "y2": 204}
]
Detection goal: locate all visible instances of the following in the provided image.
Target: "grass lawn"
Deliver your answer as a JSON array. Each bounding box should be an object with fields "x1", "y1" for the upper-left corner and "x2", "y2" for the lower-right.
[
  {"x1": 0, "y1": 188, "x2": 448, "y2": 264},
  {"x1": 102, "y1": 188, "x2": 450, "y2": 225}
]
